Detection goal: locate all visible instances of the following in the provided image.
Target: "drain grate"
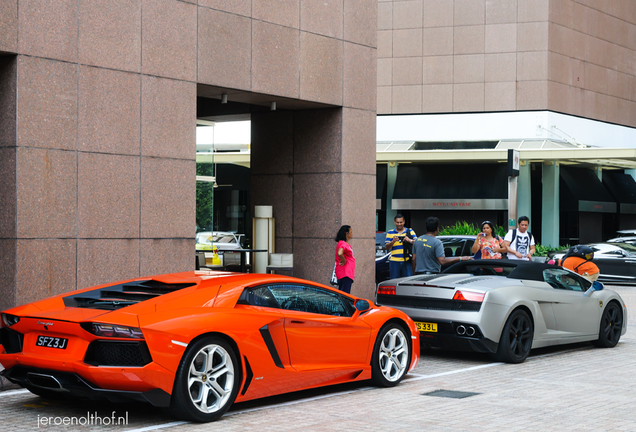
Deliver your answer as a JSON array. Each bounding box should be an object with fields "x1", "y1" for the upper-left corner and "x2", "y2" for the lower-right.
[{"x1": 422, "y1": 389, "x2": 480, "y2": 399}]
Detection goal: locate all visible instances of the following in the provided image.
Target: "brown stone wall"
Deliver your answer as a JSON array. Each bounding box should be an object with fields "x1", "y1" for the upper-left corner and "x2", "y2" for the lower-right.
[
  {"x1": 378, "y1": 0, "x2": 636, "y2": 127},
  {"x1": 0, "y1": 2, "x2": 378, "y2": 307}
]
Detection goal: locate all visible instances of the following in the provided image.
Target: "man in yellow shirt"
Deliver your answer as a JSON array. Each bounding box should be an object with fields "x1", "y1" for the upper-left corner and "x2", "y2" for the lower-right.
[{"x1": 385, "y1": 214, "x2": 416, "y2": 279}]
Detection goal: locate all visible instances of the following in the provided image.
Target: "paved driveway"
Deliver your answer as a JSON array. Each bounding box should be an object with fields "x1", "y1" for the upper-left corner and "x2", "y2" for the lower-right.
[{"x1": 1, "y1": 286, "x2": 634, "y2": 431}]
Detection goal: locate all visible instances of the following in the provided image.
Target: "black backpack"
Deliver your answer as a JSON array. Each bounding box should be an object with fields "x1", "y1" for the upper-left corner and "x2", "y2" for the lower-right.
[
  {"x1": 509, "y1": 229, "x2": 532, "y2": 246},
  {"x1": 559, "y1": 245, "x2": 594, "y2": 272},
  {"x1": 402, "y1": 229, "x2": 415, "y2": 260}
]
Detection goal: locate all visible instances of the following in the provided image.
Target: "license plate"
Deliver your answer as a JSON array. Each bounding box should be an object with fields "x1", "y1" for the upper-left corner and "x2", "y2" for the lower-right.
[
  {"x1": 415, "y1": 322, "x2": 437, "y2": 332},
  {"x1": 36, "y1": 336, "x2": 68, "y2": 349}
]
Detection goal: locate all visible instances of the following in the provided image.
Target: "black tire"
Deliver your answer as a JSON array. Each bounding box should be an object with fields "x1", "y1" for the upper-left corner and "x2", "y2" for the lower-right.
[
  {"x1": 371, "y1": 323, "x2": 411, "y2": 387},
  {"x1": 592, "y1": 301, "x2": 623, "y2": 348},
  {"x1": 496, "y1": 309, "x2": 533, "y2": 363},
  {"x1": 170, "y1": 336, "x2": 241, "y2": 423}
]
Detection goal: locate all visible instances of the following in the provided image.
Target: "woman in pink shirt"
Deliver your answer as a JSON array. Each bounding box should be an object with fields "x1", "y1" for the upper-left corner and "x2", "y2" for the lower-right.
[{"x1": 335, "y1": 225, "x2": 355, "y2": 293}]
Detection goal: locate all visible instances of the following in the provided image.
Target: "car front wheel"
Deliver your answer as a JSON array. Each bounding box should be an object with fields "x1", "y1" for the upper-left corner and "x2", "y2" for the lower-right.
[
  {"x1": 593, "y1": 301, "x2": 623, "y2": 348},
  {"x1": 371, "y1": 323, "x2": 410, "y2": 387},
  {"x1": 496, "y1": 309, "x2": 533, "y2": 363},
  {"x1": 170, "y1": 336, "x2": 240, "y2": 422}
]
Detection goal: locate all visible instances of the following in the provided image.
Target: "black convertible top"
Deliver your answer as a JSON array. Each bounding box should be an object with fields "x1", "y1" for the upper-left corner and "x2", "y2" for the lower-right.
[{"x1": 443, "y1": 259, "x2": 558, "y2": 282}]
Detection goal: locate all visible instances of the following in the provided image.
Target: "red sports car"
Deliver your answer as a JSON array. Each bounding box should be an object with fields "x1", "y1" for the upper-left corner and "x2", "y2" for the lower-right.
[{"x1": 0, "y1": 271, "x2": 419, "y2": 422}]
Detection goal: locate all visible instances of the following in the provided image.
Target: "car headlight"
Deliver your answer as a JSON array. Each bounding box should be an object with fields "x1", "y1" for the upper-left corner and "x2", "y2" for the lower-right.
[
  {"x1": 1, "y1": 313, "x2": 20, "y2": 327},
  {"x1": 81, "y1": 322, "x2": 144, "y2": 339}
]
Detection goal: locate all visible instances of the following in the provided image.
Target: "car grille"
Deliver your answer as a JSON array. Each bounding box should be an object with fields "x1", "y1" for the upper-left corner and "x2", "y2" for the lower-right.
[
  {"x1": 0, "y1": 328, "x2": 24, "y2": 353},
  {"x1": 376, "y1": 294, "x2": 482, "y2": 312},
  {"x1": 84, "y1": 341, "x2": 152, "y2": 367}
]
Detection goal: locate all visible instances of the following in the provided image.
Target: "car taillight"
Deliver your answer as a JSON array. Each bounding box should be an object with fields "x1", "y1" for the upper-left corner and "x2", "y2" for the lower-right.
[
  {"x1": 81, "y1": 323, "x2": 144, "y2": 339},
  {"x1": 1, "y1": 313, "x2": 20, "y2": 327},
  {"x1": 378, "y1": 286, "x2": 396, "y2": 295},
  {"x1": 452, "y1": 290, "x2": 485, "y2": 302}
]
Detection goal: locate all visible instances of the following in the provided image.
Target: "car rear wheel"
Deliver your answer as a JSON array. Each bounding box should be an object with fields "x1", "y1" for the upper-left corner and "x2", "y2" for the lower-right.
[
  {"x1": 592, "y1": 301, "x2": 623, "y2": 348},
  {"x1": 371, "y1": 323, "x2": 410, "y2": 387},
  {"x1": 170, "y1": 336, "x2": 240, "y2": 422},
  {"x1": 496, "y1": 309, "x2": 533, "y2": 363}
]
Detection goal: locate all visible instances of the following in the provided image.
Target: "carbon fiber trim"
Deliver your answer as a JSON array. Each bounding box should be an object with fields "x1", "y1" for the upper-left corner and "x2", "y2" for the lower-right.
[
  {"x1": 241, "y1": 356, "x2": 253, "y2": 396},
  {"x1": 259, "y1": 325, "x2": 284, "y2": 369}
]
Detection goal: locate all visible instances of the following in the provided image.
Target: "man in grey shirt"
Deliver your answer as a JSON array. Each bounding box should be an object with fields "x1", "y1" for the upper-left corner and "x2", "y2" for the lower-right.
[{"x1": 412, "y1": 217, "x2": 472, "y2": 274}]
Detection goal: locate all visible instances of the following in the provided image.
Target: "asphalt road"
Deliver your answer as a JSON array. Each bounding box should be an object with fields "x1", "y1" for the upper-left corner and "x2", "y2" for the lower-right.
[{"x1": 1, "y1": 286, "x2": 634, "y2": 432}]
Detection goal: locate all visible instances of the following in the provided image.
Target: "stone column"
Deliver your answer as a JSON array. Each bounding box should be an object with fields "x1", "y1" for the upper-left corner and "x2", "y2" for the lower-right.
[
  {"x1": 517, "y1": 161, "x2": 532, "y2": 222},
  {"x1": 0, "y1": 56, "x2": 17, "y2": 311},
  {"x1": 541, "y1": 162, "x2": 560, "y2": 247},
  {"x1": 251, "y1": 107, "x2": 377, "y2": 301},
  {"x1": 385, "y1": 161, "x2": 398, "y2": 229}
]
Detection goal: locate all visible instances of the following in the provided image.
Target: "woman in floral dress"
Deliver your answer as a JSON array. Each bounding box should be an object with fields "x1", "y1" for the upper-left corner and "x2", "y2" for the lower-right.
[{"x1": 471, "y1": 221, "x2": 506, "y2": 259}]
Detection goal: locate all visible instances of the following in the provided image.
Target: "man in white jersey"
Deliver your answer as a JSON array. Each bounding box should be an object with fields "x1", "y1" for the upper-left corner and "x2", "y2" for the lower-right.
[{"x1": 503, "y1": 216, "x2": 535, "y2": 260}]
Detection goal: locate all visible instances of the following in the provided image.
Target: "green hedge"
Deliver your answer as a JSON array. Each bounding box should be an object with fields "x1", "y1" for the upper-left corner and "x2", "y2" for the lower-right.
[{"x1": 439, "y1": 221, "x2": 506, "y2": 238}]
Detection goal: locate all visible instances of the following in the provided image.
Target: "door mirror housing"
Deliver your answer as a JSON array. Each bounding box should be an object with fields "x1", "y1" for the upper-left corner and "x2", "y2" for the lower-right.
[{"x1": 354, "y1": 299, "x2": 371, "y2": 312}]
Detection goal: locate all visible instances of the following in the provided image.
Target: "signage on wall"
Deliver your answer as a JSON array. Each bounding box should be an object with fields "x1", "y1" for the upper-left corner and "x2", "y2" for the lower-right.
[
  {"x1": 621, "y1": 203, "x2": 636, "y2": 214},
  {"x1": 392, "y1": 199, "x2": 508, "y2": 210},
  {"x1": 578, "y1": 200, "x2": 617, "y2": 213},
  {"x1": 507, "y1": 149, "x2": 520, "y2": 177}
]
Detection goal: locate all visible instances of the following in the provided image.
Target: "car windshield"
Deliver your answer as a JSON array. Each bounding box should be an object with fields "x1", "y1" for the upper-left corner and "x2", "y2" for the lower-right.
[{"x1": 212, "y1": 234, "x2": 237, "y2": 243}]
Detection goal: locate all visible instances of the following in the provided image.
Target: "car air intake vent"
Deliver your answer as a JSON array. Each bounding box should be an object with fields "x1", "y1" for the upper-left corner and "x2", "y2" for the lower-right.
[
  {"x1": 0, "y1": 328, "x2": 24, "y2": 354},
  {"x1": 84, "y1": 341, "x2": 152, "y2": 367},
  {"x1": 376, "y1": 294, "x2": 482, "y2": 312},
  {"x1": 410, "y1": 275, "x2": 442, "y2": 282},
  {"x1": 456, "y1": 277, "x2": 497, "y2": 285},
  {"x1": 64, "y1": 280, "x2": 196, "y2": 310}
]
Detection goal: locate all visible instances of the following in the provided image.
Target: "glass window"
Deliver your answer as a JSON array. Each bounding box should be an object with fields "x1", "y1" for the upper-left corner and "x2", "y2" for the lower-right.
[
  {"x1": 238, "y1": 286, "x2": 280, "y2": 308},
  {"x1": 268, "y1": 284, "x2": 352, "y2": 316},
  {"x1": 542, "y1": 268, "x2": 586, "y2": 291},
  {"x1": 440, "y1": 238, "x2": 465, "y2": 257}
]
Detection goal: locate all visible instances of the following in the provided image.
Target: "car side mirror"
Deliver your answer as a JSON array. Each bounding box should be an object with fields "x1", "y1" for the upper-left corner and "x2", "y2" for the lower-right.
[
  {"x1": 592, "y1": 281, "x2": 604, "y2": 291},
  {"x1": 585, "y1": 281, "x2": 604, "y2": 296},
  {"x1": 355, "y1": 299, "x2": 370, "y2": 312}
]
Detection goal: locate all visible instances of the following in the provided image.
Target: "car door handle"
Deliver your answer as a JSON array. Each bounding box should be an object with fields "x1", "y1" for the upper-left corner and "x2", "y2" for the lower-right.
[{"x1": 290, "y1": 320, "x2": 305, "y2": 324}]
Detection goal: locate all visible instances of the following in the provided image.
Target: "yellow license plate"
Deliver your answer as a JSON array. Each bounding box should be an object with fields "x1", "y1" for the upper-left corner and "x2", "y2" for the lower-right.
[{"x1": 415, "y1": 322, "x2": 437, "y2": 332}]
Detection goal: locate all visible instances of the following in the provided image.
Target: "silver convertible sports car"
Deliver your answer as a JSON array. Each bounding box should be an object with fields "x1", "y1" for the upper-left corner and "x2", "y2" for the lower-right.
[{"x1": 375, "y1": 260, "x2": 627, "y2": 363}]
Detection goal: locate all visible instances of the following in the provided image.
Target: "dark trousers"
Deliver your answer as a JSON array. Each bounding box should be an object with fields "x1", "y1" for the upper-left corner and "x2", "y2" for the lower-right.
[
  {"x1": 337, "y1": 277, "x2": 353, "y2": 294},
  {"x1": 389, "y1": 261, "x2": 413, "y2": 280}
]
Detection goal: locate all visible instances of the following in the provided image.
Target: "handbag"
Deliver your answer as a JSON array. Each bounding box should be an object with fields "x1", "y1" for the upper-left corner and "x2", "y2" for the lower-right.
[{"x1": 330, "y1": 262, "x2": 338, "y2": 286}]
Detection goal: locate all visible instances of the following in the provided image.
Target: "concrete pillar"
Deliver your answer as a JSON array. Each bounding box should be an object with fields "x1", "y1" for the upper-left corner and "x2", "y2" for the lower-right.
[
  {"x1": 541, "y1": 162, "x2": 560, "y2": 247},
  {"x1": 518, "y1": 162, "x2": 531, "y2": 223},
  {"x1": 386, "y1": 161, "x2": 398, "y2": 229}
]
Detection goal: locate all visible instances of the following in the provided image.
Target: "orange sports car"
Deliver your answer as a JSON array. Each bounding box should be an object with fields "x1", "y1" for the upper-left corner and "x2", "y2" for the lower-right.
[{"x1": 0, "y1": 271, "x2": 419, "y2": 422}]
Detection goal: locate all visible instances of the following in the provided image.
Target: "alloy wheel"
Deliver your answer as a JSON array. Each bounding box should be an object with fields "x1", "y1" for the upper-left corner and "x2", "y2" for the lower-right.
[
  {"x1": 187, "y1": 344, "x2": 235, "y2": 414},
  {"x1": 378, "y1": 328, "x2": 408, "y2": 382}
]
